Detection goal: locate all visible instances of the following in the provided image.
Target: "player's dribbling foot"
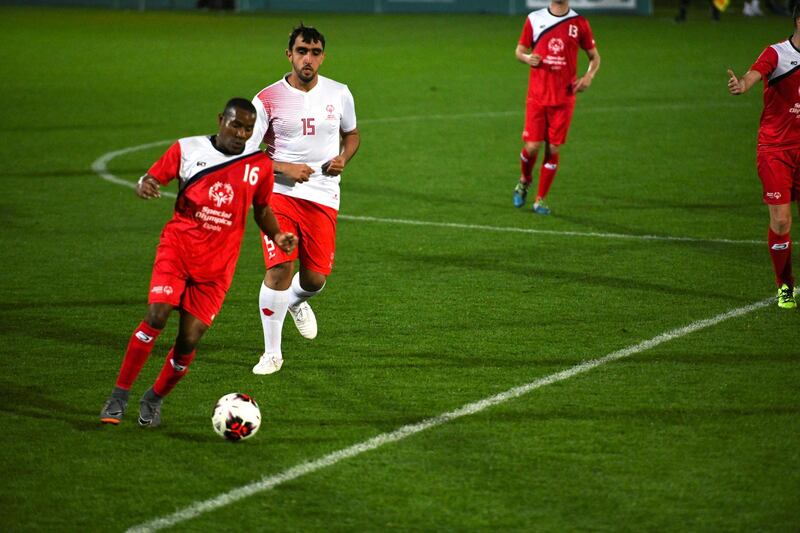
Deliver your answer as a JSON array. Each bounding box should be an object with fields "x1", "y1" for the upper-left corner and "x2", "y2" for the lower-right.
[
  {"x1": 532, "y1": 199, "x2": 551, "y2": 215},
  {"x1": 777, "y1": 283, "x2": 797, "y2": 309},
  {"x1": 513, "y1": 182, "x2": 529, "y2": 208},
  {"x1": 252, "y1": 353, "x2": 284, "y2": 375},
  {"x1": 138, "y1": 388, "x2": 163, "y2": 427},
  {"x1": 99, "y1": 396, "x2": 127, "y2": 425},
  {"x1": 288, "y1": 301, "x2": 317, "y2": 339}
]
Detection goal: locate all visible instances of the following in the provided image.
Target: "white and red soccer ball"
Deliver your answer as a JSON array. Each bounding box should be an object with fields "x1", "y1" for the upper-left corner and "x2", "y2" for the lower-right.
[{"x1": 212, "y1": 393, "x2": 261, "y2": 442}]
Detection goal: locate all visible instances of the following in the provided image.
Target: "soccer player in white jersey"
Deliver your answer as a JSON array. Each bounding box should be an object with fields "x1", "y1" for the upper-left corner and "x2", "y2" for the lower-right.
[{"x1": 248, "y1": 24, "x2": 361, "y2": 374}]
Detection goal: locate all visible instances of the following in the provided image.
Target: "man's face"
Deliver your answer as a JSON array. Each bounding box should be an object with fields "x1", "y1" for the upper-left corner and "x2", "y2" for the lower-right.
[
  {"x1": 216, "y1": 107, "x2": 255, "y2": 155},
  {"x1": 287, "y1": 37, "x2": 325, "y2": 84}
]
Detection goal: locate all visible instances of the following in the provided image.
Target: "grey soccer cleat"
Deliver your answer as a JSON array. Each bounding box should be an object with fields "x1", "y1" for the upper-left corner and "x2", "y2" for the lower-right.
[
  {"x1": 100, "y1": 396, "x2": 128, "y2": 425},
  {"x1": 138, "y1": 392, "x2": 163, "y2": 428}
]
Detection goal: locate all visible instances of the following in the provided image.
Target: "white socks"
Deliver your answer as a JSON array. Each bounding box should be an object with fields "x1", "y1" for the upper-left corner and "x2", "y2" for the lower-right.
[
  {"x1": 287, "y1": 272, "x2": 324, "y2": 309},
  {"x1": 260, "y1": 273, "x2": 324, "y2": 355},
  {"x1": 259, "y1": 282, "x2": 289, "y2": 356}
]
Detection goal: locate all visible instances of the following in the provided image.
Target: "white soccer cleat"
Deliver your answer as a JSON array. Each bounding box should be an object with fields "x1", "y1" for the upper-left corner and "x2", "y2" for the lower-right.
[
  {"x1": 252, "y1": 353, "x2": 284, "y2": 375},
  {"x1": 288, "y1": 301, "x2": 317, "y2": 339}
]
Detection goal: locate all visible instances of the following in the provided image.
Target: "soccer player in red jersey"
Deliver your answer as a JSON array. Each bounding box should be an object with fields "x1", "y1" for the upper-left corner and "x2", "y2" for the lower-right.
[
  {"x1": 727, "y1": 6, "x2": 800, "y2": 309},
  {"x1": 99, "y1": 99, "x2": 297, "y2": 426},
  {"x1": 513, "y1": 0, "x2": 600, "y2": 215}
]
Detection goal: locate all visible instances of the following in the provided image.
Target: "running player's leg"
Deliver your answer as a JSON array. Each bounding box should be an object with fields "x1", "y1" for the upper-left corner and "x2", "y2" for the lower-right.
[
  {"x1": 516, "y1": 99, "x2": 546, "y2": 208},
  {"x1": 253, "y1": 260, "x2": 293, "y2": 374},
  {"x1": 533, "y1": 102, "x2": 575, "y2": 214},
  {"x1": 287, "y1": 201, "x2": 337, "y2": 340},
  {"x1": 100, "y1": 246, "x2": 185, "y2": 424},
  {"x1": 139, "y1": 279, "x2": 222, "y2": 426},
  {"x1": 254, "y1": 195, "x2": 298, "y2": 374},
  {"x1": 758, "y1": 150, "x2": 795, "y2": 308}
]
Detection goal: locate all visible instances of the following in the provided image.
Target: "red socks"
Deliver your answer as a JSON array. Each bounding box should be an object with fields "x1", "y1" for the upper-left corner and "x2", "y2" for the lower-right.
[
  {"x1": 537, "y1": 153, "x2": 559, "y2": 201},
  {"x1": 768, "y1": 228, "x2": 793, "y2": 287},
  {"x1": 115, "y1": 321, "x2": 162, "y2": 390},
  {"x1": 153, "y1": 348, "x2": 196, "y2": 397},
  {"x1": 520, "y1": 149, "x2": 536, "y2": 186}
]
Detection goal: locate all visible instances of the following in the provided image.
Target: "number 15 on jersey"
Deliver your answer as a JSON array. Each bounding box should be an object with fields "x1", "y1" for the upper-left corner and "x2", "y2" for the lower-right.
[{"x1": 301, "y1": 118, "x2": 316, "y2": 136}]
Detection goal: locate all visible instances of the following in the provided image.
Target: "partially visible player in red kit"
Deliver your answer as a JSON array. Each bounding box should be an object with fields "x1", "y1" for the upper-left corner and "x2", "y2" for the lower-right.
[
  {"x1": 99, "y1": 98, "x2": 297, "y2": 427},
  {"x1": 728, "y1": 6, "x2": 800, "y2": 309},
  {"x1": 513, "y1": 0, "x2": 600, "y2": 215}
]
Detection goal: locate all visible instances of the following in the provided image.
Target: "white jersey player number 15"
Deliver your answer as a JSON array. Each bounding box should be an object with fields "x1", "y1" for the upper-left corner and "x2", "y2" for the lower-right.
[{"x1": 249, "y1": 75, "x2": 357, "y2": 211}]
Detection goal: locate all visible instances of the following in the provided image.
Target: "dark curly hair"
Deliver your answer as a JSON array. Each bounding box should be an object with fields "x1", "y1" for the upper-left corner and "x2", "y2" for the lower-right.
[{"x1": 288, "y1": 23, "x2": 325, "y2": 51}]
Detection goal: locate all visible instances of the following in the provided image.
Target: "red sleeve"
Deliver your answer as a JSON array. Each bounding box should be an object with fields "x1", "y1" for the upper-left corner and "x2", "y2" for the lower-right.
[
  {"x1": 518, "y1": 17, "x2": 532, "y2": 48},
  {"x1": 252, "y1": 156, "x2": 274, "y2": 208},
  {"x1": 579, "y1": 18, "x2": 596, "y2": 50},
  {"x1": 147, "y1": 141, "x2": 181, "y2": 185},
  {"x1": 750, "y1": 46, "x2": 777, "y2": 80}
]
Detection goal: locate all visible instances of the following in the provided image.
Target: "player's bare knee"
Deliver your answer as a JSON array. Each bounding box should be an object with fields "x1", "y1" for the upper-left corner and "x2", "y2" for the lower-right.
[
  {"x1": 771, "y1": 218, "x2": 792, "y2": 234},
  {"x1": 300, "y1": 270, "x2": 326, "y2": 292},
  {"x1": 524, "y1": 142, "x2": 541, "y2": 156},
  {"x1": 266, "y1": 262, "x2": 293, "y2": 290},
  {"x1": 144, "y1": 304, "x2": 171, "y2": 330}
]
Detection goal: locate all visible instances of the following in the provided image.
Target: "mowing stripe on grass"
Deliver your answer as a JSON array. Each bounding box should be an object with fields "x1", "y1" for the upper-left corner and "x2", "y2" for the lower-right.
[
  {"x1": 358, "y1": 101, "x2": 744, "y2": 124},
  {"x1": 127, "y1": 296, "x2": 773, "y2": 533},
  {"x1": 91, "y1": 142, "x2": 769, "y2": 246}
]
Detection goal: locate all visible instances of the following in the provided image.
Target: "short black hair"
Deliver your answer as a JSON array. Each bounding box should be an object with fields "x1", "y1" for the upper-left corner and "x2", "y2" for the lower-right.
[
  {"x1": 223, "y1": 98, "x2": 256, "y2": 117},
  {"x1": 794, "y1": 2, "x2": 800, "y2": 23},
  {"x1": 288, "y1": 23, "x2": 325, "y2": 51}
]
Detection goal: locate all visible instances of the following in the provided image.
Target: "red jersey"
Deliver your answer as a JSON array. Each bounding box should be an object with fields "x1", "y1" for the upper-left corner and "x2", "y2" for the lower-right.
[
  {"x1": 147, "y1": 135, "x2": 274, "y2": 282},
  {"x1": 519, "y1": 8, "x2": 595, "y2": 106},
  {"x1": 749, "y1": 39, "x2": 800, "y2": 152}
]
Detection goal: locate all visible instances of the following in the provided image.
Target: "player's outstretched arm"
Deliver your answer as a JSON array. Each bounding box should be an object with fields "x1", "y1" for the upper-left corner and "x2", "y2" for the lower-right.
[
  {"x1": 254, "y1": 204, "x2": 297, "y2": 253},
  {"x1": 136, "y1": 174, "x2": 162, "y2": 200},
  {"x1": 574, "y1": 47, "x2": 601, "y2": 93},
  {"x1": 727, "y1": 69, "x2": 761, "y2": 95}
]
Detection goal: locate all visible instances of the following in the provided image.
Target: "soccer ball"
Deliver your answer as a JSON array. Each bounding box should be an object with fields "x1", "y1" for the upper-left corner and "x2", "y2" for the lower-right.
[{"x1": 212, "y1": 393, "x2": 262, "y2": 442}]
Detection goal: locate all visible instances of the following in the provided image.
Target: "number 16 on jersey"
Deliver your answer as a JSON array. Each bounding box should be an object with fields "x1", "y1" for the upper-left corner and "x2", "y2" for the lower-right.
[{"x1": 243, "y1": 164, "x2": 259, "y2": 185}]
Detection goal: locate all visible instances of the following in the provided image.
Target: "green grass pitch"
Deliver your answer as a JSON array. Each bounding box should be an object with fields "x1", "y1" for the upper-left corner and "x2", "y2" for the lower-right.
[{"x1": 0, "y1": 5, "x2": 799, "y2": 531}]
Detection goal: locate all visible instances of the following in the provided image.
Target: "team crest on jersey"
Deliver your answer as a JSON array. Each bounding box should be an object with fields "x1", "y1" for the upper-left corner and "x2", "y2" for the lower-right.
[
  {"x1": 548, "y1": 38, "x2": 564, "y2": 55},
  {"x1": 326, "y1": 104, "x2": 336, "y2": 120},
  {"x1": 209, "y1": 182, "x2": 234, "y2": 207}
]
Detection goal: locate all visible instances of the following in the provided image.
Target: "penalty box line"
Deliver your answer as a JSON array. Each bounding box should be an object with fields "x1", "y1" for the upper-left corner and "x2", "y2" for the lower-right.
[{"x1": 127, "y1": 297, "x2": 772, "y2": 533}]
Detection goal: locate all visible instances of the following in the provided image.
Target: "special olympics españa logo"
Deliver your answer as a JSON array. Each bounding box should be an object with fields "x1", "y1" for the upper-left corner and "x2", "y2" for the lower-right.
[
  {"x1": 548, "y1": 38, "x2": 564, "y2": 55},
  {"x1": 209, "y1": 182, "x2": 234, "y2": 207}
]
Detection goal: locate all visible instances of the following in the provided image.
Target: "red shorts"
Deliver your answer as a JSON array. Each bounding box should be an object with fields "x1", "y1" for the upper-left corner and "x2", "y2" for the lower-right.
[
  {"x1": 261, "y1": 194, "x2": 338, "y2": 276},
  {"x1": 757, "y1": 149, "x2": 800, "y2": 205},
  {"x1": 148, "y1": 241, "x2": 229, "y2": 327},
  {"x1": 523, "y1": 99, "x2": 575, "y2": 145}
]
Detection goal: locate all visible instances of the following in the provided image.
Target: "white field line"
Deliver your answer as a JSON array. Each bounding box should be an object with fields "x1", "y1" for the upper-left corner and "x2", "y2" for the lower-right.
[
  {"x1": 90, "y1": 140, "x2": 769, "y2": 246},
  {"x1": 127, "y1": 296, "x2": 773, "y2": 533}
]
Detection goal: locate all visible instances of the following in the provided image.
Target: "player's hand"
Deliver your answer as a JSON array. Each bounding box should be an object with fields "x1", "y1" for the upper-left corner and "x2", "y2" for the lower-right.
[
  {"x1": 136, "y1": 175, "x2": 161, "y2": 199},
  {"x1": 273, "y1": 231, "x2": 297, "y2": 253},
  {"x1": 727, "y1": 69, "x2": 745, "y2": 95},
  {"x1": 527, "y1": 53, "x2": 542, "y2": 67},
  {"x1": 277, "y1": 162, "x2": 313, "y2": 183},
  {"x1": 573, "y1": 74, "x2": 593, "y2": 93},
  {"x1": 322, "y1": 155, "x2": 346, "y2": 176}
]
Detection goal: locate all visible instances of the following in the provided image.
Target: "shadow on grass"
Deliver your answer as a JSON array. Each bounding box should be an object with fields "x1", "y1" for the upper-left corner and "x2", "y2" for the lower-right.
[{"x1": 390, "y1": 250, "x2": 747, "y2": 302}]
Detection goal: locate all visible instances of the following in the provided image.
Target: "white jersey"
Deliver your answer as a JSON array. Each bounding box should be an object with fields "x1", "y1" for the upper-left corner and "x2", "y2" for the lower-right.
[{"x1": 248, "y1": 75, "x2": 357, "y2": 210}]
